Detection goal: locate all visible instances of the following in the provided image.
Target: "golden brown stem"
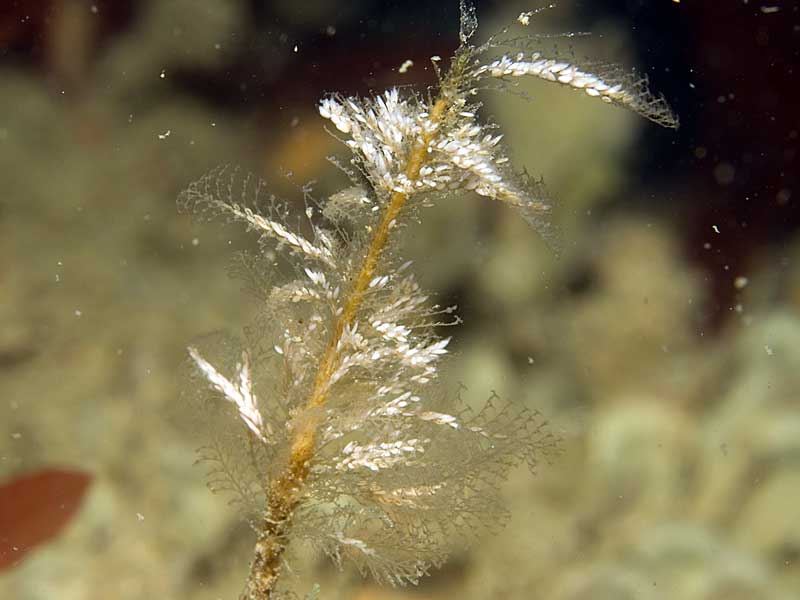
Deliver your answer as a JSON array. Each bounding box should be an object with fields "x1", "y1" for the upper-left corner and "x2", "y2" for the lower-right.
[{"x1": 244, "y1": 97, "x2": 450, "y2": 599}]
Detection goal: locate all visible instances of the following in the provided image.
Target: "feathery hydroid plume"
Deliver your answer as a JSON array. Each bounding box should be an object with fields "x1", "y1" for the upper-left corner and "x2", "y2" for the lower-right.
[
  {"x1": 179, "y1": 3, "x2": 677, "y2": 598},
  {"x1": 471, "y1": 52, "x2": 679, "y2": 128}
]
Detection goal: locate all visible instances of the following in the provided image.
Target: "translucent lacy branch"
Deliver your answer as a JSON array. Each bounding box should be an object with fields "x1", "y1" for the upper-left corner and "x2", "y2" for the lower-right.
[{"x1": 178, "y1": 2, "x2": 677, "y2": 598}]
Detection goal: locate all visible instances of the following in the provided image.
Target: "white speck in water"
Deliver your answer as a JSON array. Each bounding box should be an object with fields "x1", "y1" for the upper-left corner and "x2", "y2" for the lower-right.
[
  {"x1": 712, "y1": 225, "x2": 720, "y2": 234},
  {"x1": 398, "y1": 59, "x2": 414, "y2": 74},
  {"x1": 74, "y1": 309, "x2": 82, "y2": 317},
  {"x1": 191, "y1": 237, "x2": 200, "y2": 246},
  {"x1": 136, "y1": 512, "x2": 145, "y2": 522},
  {"x1": 527, "y1": 356, "x2": 534, "y2": 365},
  {"x1": 326, "y1": 25, "x2": 336, "y2": 36},
  {"x1": 293, "y1": 44, "x2": 298, "y2": 53},
  {"x1": 764, "y1": 345, "x2": 774, "y2": 356},
  {"x1": 734, "y1": 276, "x2": 749, "y2": 289},
  {"x1": 760, "y1": 6, "x2": 780, "y2": 14},
  {"x1": 11, "y1": 432, "x2": 22, "y2": 440},
  {"x1": 90, "y1": 4, "x2": 98, "y2": 14},
  {"x1": 159, "y1": 69, "x2": 166, "y2": 79},
  {"x1": 157, "y1": 129, "x2": 171, "y2": 140}
]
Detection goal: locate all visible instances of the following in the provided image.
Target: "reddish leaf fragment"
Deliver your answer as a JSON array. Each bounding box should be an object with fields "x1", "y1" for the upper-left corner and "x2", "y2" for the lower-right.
[{"x1": 0, "y1": 468, "x2": 92, "y2": 571}]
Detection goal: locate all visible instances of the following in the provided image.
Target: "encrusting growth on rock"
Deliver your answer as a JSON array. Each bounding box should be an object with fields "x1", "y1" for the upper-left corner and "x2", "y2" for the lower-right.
[{"x1": 178, "y1": 2, "x2": 677, "y2": 598}]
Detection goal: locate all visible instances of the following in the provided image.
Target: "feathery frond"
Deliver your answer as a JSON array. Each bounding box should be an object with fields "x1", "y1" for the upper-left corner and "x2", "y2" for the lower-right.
[{"x1": 179, "y1": 3, "x2": 677, "y2": 597}]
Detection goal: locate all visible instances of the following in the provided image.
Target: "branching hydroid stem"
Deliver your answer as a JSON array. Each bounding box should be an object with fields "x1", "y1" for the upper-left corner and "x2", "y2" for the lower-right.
[
  {"x1": 179, "y1": 4, "x2": 677, "y2": 597},
  {"x1": 245, "y1": 96, "x2": 451, "y2": 600}
]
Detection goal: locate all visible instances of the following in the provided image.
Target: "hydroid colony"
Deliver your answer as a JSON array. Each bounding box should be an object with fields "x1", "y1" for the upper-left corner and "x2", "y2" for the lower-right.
[{"x1": 179, "y1": 3, "x2": 677, "y2": 598}]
